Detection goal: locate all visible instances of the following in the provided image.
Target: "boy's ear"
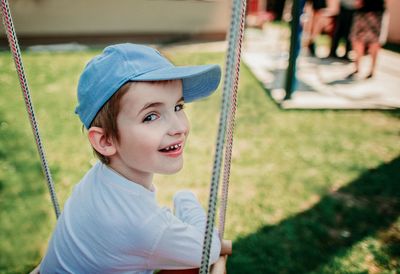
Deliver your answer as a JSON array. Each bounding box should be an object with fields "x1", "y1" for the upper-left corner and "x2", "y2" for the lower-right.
[{"x1": 87, "y1": 127, "x2": 117, "y2": 157}]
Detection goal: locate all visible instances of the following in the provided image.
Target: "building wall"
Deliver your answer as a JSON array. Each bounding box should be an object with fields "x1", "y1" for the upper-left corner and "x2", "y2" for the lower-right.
[
  {"x1": 387, "y1": 0, "x2": 400, "y2": 43},
  {"x1": 0, "y1": 0, "x2": 231, "y2": 44}
]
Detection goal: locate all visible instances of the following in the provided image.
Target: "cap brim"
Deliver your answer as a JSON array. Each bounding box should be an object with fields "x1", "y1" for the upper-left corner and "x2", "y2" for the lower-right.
[{"x1": 131, "y1": 64, "x2": 221, "y2": 102}]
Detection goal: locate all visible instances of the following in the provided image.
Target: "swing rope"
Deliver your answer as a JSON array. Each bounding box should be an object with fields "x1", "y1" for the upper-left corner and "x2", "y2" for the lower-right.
[
  {"x1": 199, "y1": 0, "x2": 246, "y2": 272},
  {"x1": 218, "y1": 0, "x2": 246, "y2": 241},
  {"x1": 0, "y1": 0, "x2": 61, "y2": 218}
]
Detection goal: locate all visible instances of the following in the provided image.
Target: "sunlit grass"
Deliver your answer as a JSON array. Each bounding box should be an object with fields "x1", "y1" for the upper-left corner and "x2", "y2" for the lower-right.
[{"x1": 0, "y1": 48, "x2": 399, "y2": 273}]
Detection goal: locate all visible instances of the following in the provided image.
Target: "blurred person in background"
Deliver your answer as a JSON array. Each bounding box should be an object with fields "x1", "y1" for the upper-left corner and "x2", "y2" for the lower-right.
[
  {"x1": 349, "y1": 0, "x2": 385, "y2": 78},
  {"x1": 305, "y1": 0, "x2": 328, "y2": 56},
  {"x1": 329, "y1": 0, "x2": 356, "y2": 60}
]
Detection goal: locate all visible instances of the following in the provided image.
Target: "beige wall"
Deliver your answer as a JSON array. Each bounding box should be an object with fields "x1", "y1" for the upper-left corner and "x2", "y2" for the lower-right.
[
  {"x1": 1, "y1": 0, "x2": 230, "y2": 38},
  {"x1": 387, "y1": 0, "x2": 400, "y2": 43}
]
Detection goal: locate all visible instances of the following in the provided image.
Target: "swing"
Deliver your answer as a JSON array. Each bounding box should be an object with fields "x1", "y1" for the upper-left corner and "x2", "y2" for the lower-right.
[{"x1": 0, "y1": 0, "x2": 246, "y2": 273}]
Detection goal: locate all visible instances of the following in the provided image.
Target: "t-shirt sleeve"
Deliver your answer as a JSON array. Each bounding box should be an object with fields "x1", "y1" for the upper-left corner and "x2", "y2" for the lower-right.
[{"x1": 147, "y1": 191, "x2": 221, "y2": 270}]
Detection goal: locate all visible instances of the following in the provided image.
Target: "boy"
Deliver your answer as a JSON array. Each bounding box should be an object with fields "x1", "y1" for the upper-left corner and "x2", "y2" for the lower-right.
[{"x1": 40, "y1": 43, "x2": 222, "y2": 273}]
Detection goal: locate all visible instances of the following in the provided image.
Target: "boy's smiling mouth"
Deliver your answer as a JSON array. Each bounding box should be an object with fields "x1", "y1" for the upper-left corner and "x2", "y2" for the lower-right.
[
  {"x1": 159, "y1": 144, "x2": 182, "y2": 152},
  {"x1": 158, "y1": 142, "x2": 184, "y2": 157}
]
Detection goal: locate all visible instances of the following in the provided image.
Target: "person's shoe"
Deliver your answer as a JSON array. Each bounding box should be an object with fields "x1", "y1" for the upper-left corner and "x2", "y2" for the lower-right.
[
  {"x1": 328, "y1": 52, "x2": 339, "y2": 59},
  {"x1": 339, "y1": 55, "x2": 351, "y2": 62},
  {"x1": 366, "y1": 73, "x2": 374, "y2": 79},
  {"x1": 321, "y1": 54, "x2": 336, "y2": 60},
  {"x1": 346, "y1": 70, "x2": 358, "y2": 79}
]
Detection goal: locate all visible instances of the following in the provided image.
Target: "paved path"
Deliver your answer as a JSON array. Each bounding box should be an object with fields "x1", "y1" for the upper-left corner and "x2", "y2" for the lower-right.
[{"x1": 242, "y1": 25, "x2": 400, "y2": 109}]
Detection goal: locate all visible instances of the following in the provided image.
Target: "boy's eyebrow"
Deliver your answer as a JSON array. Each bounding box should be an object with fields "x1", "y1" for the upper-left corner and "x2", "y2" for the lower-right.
[{"x1": 138, "y1": 97, "x2": 184, "y2": 114}]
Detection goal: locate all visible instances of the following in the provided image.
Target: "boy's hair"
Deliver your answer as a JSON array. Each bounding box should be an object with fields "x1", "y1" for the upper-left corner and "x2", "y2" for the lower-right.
[{"x1": 90, "y1": 82, "x2": 131, "y2": 164}]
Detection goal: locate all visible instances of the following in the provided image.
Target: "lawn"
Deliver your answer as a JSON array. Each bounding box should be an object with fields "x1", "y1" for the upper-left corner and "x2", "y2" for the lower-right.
[{"x1": 0, "y1": 47, "x2": 399, "y2": 274}]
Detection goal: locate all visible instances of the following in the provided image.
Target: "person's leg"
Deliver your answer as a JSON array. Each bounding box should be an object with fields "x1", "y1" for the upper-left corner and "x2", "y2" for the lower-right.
[
  {"x1": 330, "y1": 5, "x2": 350, "y2": 57},
  {"x1": 275, "y1": 0, "x2": 286, "y2": 21},
  {"x1": 368, "y1": 42, "x2": 380, "y2": 78},
  {"x1": 329, "y1": 11, "x2": 342, "y2": 57},
  {"x1": 365, "y1": 11, "x2": 383, "y2": 78},
  {"x1": 342, "y1": 8, "x2": 355, "y2": 58},
  {"x1": 305, "y1": 0, "x2": 327, "y2": 56},
  {"x1": 303, "y1": 4, "x2": 316, "y2": 56},
  {"x1": 349, "y1": 40, "x2": 364, "y2": 77},
  {"x1": 308, "y1": 9, "x2": 325, "y2": 56},
  {"x1": 348, "y1": 11, "x2": 364, "y2": 77}
]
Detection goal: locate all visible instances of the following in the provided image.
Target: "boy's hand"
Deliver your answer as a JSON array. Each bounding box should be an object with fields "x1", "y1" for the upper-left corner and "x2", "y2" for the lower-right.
[{"x1": 157, "y1": 240, "x2": 231, "y2": 274}]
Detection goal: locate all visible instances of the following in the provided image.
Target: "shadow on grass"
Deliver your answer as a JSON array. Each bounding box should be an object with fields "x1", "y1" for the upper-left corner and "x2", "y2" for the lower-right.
[
  {"x1": 383, "y1": 109, "x2": 400, "y2": 119},
  {"x1": 228, "y1": 156, "x2": 400, "y2": 273}
]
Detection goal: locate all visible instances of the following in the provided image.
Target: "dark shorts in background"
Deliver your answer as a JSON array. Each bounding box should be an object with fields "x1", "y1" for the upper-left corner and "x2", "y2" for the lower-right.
[
  {"x1": 308, "y1": 0, "x2": 327, "y2": 10},
  {"x1": 350, "y1": 12, "x2": 383, "y2": 45}
]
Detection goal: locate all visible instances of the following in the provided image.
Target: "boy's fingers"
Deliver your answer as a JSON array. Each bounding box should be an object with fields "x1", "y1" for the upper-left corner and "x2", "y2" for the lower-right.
[
  {"x1": 220, "y1": 239, "x2": 232, "y2": 256},
  {"x1": 210, "y1": 255, "x2": 227, "y2": 274}
]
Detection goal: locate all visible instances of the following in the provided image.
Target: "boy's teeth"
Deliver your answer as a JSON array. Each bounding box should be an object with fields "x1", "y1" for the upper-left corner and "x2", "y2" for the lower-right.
[{"x1": 163, "y1": 144, "x2": 181, "y2": 151}]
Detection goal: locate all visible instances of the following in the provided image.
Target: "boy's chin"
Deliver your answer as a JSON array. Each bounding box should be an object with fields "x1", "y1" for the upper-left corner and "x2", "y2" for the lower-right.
[
  {"x1": 162, "y1": 166, "x2": 183, "y2": 175},
  {"x1": 159, "y1": 163, "x2": 184, "y2": 175}
]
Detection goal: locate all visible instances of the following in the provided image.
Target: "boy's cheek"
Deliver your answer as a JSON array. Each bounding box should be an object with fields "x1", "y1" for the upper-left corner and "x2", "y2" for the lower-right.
[
  {"x1": 183, "y1": 115, "x2": 190, "y2": 137},
  {"x1": 185, "y1": 124, "x2": 190, "y2": 137}
]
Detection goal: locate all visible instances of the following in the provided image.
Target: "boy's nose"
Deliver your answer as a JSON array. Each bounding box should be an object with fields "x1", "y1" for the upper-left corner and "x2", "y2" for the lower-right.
[{"x1": 167, "y1": 115, "x2": 188, "y2": 136}]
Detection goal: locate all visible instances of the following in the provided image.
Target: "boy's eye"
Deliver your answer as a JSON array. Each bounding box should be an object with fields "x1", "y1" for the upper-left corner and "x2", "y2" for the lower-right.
[
  {"x1": 175, "y1": 103, "x2": 185, "y2": 112},
  {"x1": 143, "y1": 113, "x2": 158, "y2": 123}
]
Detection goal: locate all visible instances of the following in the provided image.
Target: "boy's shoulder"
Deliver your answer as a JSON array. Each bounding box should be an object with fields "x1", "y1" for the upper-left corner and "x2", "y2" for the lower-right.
[
  {"x1": 63, "y1": 163, "x2": 174, "y2": 246},
  {"x1": 69, "y1": 162, "x2": 170, "y2": 224}
]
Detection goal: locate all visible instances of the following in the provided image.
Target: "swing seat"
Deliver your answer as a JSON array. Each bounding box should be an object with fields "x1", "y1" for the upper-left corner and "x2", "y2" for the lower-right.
[
  {"x1": 29, "y1": 258, "x2": 227, "y2": 274},
  {"x1": 158, "y1": 255, "x2": 228, "y2": 274},
  {"x1": 30, "y1": 259, "x2": 226, "y2": 274},
  {"x1": 30, "y1": 240, "x2": 231, "y2": 274}
]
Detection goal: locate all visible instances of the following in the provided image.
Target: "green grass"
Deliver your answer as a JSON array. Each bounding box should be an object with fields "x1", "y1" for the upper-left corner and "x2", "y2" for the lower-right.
[{"x1": 0, "y1": 48, "x2": 399, "y2": 274}]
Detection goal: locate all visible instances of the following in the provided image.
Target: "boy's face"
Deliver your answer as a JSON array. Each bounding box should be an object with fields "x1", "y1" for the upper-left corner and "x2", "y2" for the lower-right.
[{"x1": 109, "y1": 80, "x2": 189, "y2": 185}]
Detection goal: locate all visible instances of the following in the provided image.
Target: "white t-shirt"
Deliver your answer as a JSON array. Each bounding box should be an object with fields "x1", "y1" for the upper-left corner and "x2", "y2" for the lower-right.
[{"x1": 40, "y1": 162, "x2": 221, "y2": 273}]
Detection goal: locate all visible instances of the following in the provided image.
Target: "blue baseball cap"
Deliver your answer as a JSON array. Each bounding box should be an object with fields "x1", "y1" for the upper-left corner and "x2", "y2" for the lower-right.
[{"x1": 76, "y1": 43, "x2": 221, "y2": 128}]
